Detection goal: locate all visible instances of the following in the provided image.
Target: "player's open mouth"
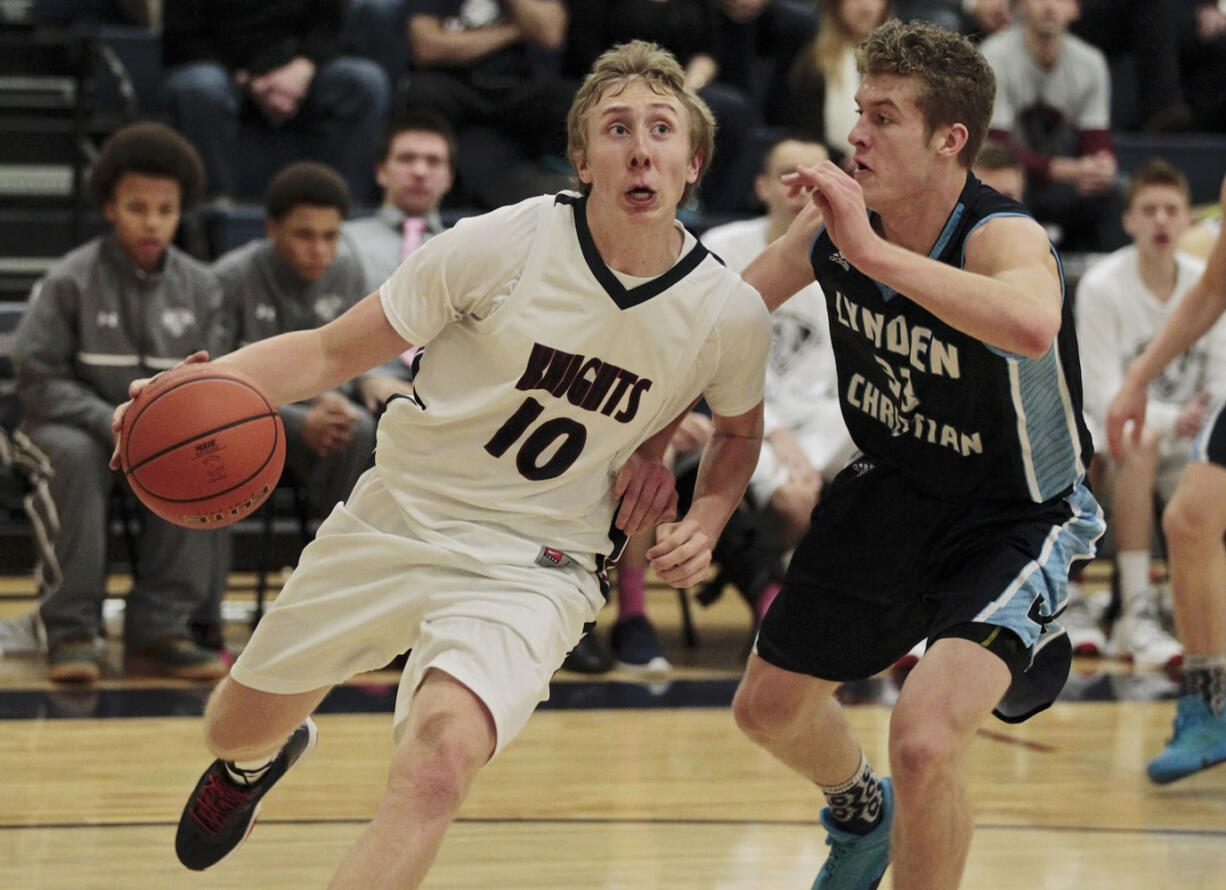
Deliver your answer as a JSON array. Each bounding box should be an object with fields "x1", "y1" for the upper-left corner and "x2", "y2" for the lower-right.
[{"x1": 626, "y1": 187, "x2": 656, "y2": 203}]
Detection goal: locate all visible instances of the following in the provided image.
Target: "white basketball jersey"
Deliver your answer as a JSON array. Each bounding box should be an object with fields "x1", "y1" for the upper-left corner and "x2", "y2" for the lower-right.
[{"x1": 376, "y1": 193, "x2": 770, "y2": 562}]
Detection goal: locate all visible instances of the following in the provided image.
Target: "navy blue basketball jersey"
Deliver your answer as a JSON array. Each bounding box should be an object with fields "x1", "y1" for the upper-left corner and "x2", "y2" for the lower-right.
[{"x1": 809, "y1": 174, "x2": 1094, "y2": 503}]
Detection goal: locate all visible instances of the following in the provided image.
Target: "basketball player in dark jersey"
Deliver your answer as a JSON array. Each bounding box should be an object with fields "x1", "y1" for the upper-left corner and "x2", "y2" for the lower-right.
[
  {"x1": 731, "y1": 21, "x2": 1104, "y2": 890},
  {"x1": 1108, "y1": 174, "x2": 1226, "y2": 786}
]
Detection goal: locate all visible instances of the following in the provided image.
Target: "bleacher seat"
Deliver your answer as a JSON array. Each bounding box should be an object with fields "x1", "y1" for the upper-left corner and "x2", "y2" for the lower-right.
[{"x1": 0, "y1": 20, "x2": 141, "y2": 300}]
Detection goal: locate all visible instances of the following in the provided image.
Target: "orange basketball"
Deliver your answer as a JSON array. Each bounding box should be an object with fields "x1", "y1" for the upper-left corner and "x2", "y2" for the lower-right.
[{"x1": 120, "y1": 363, "x2": 286, "y2": 528}]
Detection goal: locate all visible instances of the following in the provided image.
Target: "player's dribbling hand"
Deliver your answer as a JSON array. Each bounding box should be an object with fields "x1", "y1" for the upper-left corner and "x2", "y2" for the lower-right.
[
  {"x1": 108, "y1": 350, "x2": 210, "y2": 470},
  {"x1": 1105, "y1": 377, "x2": 1148, "y2": 461},
  {"x1": 613, "y1": 454, "x2": 678, "y2": 535},
  {"x1": 646, "y1": 518, "x2": 712, "y2": 589}
]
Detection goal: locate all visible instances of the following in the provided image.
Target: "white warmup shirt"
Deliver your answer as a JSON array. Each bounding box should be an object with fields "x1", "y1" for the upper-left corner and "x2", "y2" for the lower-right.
[
  {"x1": 702, "y1": 216, "x2": 854, "y2": 478},
  {"x1": 1076, "y1": 245, "x2": 1226, "y2": 449}
]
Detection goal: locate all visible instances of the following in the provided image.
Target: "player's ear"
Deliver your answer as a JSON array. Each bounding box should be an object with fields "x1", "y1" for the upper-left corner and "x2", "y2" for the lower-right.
[
  {"x1": 934, "y1": 123, "x2": 969, "y2": 161},
  {"x1": 687, "y1": 149, "x2": 703, "y2": 184},
  {"x1": 574, "y1": 152, "x2": 592, "y2": 185}
]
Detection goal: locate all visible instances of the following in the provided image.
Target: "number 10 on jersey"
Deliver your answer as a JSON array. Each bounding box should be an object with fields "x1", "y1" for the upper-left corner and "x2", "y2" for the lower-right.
[{"x1": 484, "y1": 397, "x2": 588, "y2": 481}]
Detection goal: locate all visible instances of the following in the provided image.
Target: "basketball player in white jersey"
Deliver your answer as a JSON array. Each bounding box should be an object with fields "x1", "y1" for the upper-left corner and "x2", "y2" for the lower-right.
[{"x1": 110, "y1": 41, "x2": 771, "y2": 888}]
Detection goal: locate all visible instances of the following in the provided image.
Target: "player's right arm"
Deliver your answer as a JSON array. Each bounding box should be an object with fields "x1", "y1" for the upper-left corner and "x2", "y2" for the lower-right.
[
  {"x1": 646, "y1": 401, "x2": 764, "y2": 588},
  {"x1": 1108, "y1": 177, "x2": 1226, "y2": 459},
  {"x1": 109, "y1": 293, "x2": 410, "y2": 468},
  {"x1": 213, "y1": 291, "x2": 410, "y2": 406}
]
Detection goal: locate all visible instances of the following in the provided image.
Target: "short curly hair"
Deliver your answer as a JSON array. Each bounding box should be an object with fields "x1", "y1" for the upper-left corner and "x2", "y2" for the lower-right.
[
  {"x1": 857, "y1": 20, "x2": 995, "y2": 167},
  {"x1": 87, "y1": 121, "x2": 206, "y2": 209},
  {"x1": 264, "y1": 161, "x2": 351, "y2": 221}
]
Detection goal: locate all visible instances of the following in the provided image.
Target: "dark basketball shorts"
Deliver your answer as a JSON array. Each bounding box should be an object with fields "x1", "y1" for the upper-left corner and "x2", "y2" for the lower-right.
[
  {"x1": 756, "y1": 457, "x2": 1105, "y2": 722},
  {"x1": 1192, "y1": 398, "x2": 1226, "y2": 468}
]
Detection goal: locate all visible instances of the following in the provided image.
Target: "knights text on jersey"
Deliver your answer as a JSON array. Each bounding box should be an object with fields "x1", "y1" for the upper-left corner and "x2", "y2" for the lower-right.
[
  {"x1": 809, "y1": 174, "x2": 1094, "y2": 503},
  {"x1": 375, "y1": 193, "x2": 770, "y2": 559}
]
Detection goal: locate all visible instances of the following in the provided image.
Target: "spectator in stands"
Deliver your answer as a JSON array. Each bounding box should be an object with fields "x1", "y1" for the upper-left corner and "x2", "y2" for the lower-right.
[
  {"x1": 897, "y1": 0, "x2": 1011, "y2": 38},
  {"x1": 564, "y1": 0, "x2": 758, "y2": 212},
  {"x1": 1075, "y1": 159, "x2": 1224, "y2": 666},
  {"x1": 713, "y1": 0, "x2": 821, "y2": 128},
  {"x1": 1179, "y1": 0, "x2": 1226, "y2": 133},
  {"x1": 972, "y1": 142, "x2": 1025, "y2": 201},
  {"x1": 400, "y1": 0, "x2": 576, "y2": 210},
  {"x1": 702, "y1": 136, "x2": 856, "y2": 622},
  {"x1": 342, "y1": 111, "x2": 457, "y2": 293},
  {"x1": 1070, "y1": 1, "x2": 1192, "y2": 133},
  {"x1": 783, "y1": 0, "x2": 894, "y2": 164},
  {"x1": 212, "y1": 162, "x2": 376, "y2": 519},
  {"x1": 12, "y1": 122, "x2": 230, "y2": 684},
  {"x1": 342, "y1": 111, "x2": 458, "y2": 416},
  {"x1": 981, "y1": 0, "x2": 1128, "y2": 252},
  {"x1": 163, "y1": 0, "x2": 390, "y2": 203}
]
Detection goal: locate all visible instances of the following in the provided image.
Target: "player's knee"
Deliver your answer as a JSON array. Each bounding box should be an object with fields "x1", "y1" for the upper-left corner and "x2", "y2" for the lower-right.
[
  {"x1": 888, "y1": 720, "x2": 960, "y2": 785},
  {"x1": 386, "y1": 717, "x2": 486, "y2": 812},
  {"x1": 1163, "y1": 494, "x2": 1223, "y2": 546},
  {"x1": 732, "y1": 678, "x2": 802, "y2": 743}
]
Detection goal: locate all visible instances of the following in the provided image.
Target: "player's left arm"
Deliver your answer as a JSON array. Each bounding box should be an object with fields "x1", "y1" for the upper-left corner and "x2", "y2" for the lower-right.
[
  {"x1": 646, "y1": 401, "x2": 764, "y2": 588},
  {"x1": 796, "y1": 161, "x2": 1061, "y2": 357},
  {"x1": 866, "y1": 215, "x2": 1062, "y2": 358}
]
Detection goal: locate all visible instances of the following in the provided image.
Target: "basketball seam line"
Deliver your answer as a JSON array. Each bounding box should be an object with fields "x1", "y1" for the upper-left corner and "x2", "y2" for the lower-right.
[{"x1": 124, "y1": 411, "x2": 280, "y2": 475}]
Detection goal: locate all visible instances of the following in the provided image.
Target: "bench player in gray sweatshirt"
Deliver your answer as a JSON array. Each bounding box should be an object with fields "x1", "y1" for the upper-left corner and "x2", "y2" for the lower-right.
[{"x1": 13, "y1": 122, "x2": 232, "y2": 684}]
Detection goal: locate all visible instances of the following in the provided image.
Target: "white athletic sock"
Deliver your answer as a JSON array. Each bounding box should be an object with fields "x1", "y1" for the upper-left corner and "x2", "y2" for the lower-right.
[
  {"x1": 224, "y1": 754, "x2": 276, "y2": 786},
  {"x1": 1117, "y1": 551, "x2": 1152, "y2": 606}
]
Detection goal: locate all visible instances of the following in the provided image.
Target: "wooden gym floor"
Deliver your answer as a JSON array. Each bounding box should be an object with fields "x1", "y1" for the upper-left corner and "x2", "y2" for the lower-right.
[{"x1": 1, "y1": 563, "x2": 1224, "y2": 889}]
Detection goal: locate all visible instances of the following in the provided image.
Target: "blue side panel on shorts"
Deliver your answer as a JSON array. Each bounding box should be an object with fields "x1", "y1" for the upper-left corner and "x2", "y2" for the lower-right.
[{"x1": 973, "y1": 480, "x2": 1104, "y2": 647}]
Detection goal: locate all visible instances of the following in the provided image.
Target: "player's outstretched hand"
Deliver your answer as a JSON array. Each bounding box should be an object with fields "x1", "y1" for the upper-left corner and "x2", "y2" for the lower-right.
[
  {"x1": 782, "y1": 161, "x2": 876, "y2": 267},
  {"x1": 646, "y1": 518, "x2": 713, "y2": 589},
  {"x1": 109, "y1": 350, "x2": 210, "y2": 469},
  {"x1": 1105, "y1": 376, "x2": 1148, "y2": 461},
  {"x1": 614, "y1": 454, "x2": 678, "y2": 535}
]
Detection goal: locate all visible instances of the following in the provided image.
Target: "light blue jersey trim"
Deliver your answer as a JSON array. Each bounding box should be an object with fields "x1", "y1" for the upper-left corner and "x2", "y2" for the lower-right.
[
  {"x1": 872, "y1": 202, "x2": 968, "y2": 303},
  {"x1": 808, "y1": 223, "x2": 827, "y2": 267},
  {"x1": 973, "y1": 480, "x2": 1104, "y2": 649},
  {"x1": 1008, "y1": 340, "x2": 1087, "y2": 500},
  {"x1": 960, "y1": 212, "x2": 1082, "y2": 499}
]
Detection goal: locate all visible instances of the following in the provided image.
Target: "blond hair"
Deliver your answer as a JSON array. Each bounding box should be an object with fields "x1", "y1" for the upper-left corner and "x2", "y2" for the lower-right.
[{"x1": 566, "y1": 40, "x2": 716, "y2": 206}]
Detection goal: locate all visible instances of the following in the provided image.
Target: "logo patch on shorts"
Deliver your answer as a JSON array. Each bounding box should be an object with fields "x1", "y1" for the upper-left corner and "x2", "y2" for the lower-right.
[{"x1": 536, "y1": 546, "x2": 576, "y2": 569}]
